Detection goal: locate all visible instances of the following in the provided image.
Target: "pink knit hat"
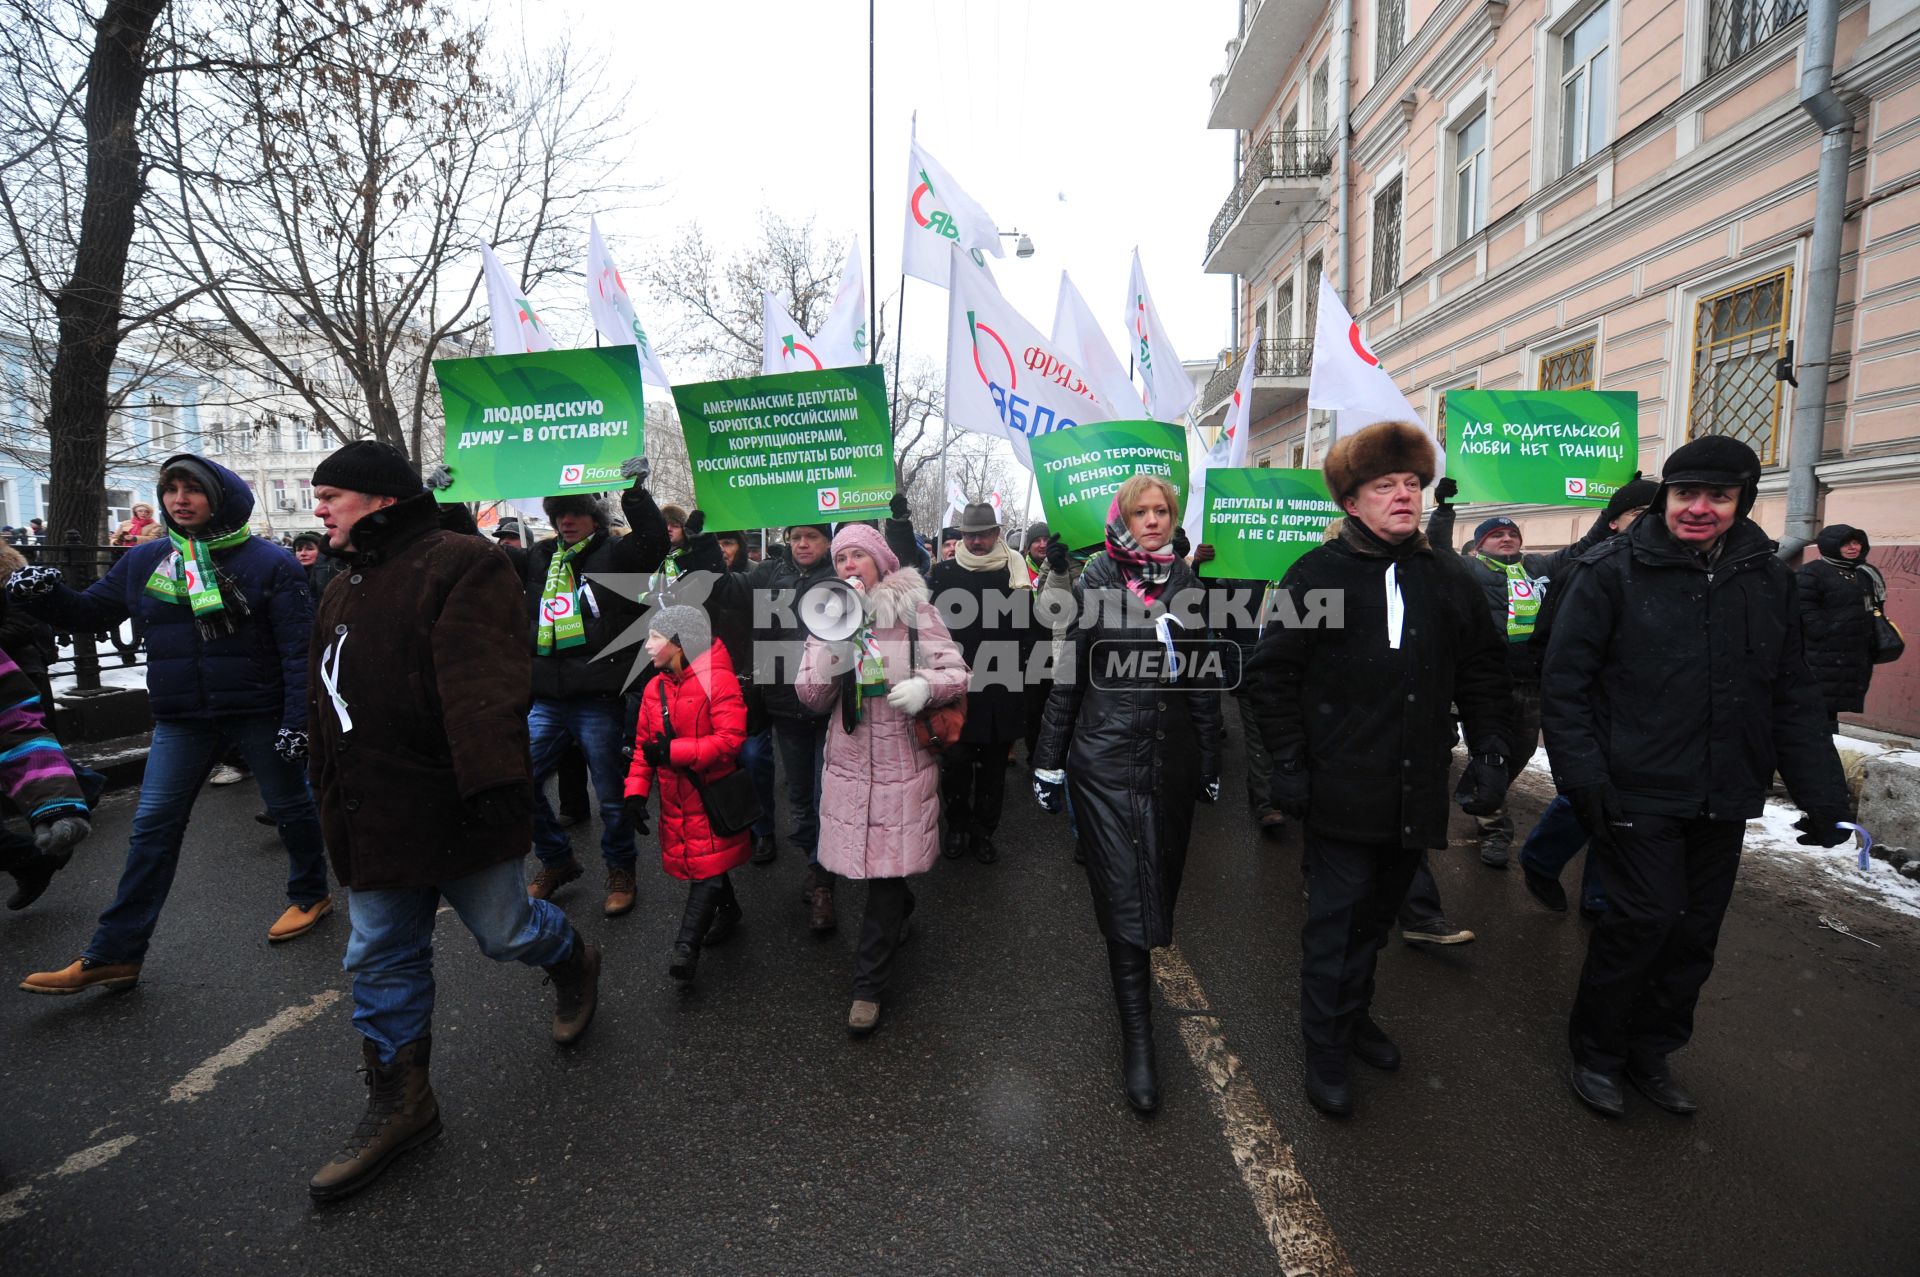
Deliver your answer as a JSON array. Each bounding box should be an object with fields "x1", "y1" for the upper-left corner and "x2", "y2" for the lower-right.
[{"x1": 830, "y1": 522, "x2": 899, "y2": 576}]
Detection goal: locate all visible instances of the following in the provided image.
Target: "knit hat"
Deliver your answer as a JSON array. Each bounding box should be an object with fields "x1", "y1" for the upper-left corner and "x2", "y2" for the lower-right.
[
  {"x1": 292, "y1": 531, "x2": 325, "y2": 550},
  {"x1": 1322, "y1": 420, "x2": 1436, "y2": 502},
  {"x1": 1023, "y1": 520, "x2": 1050, "y2": 552},
  {"x1": 542, "y1": 493, "x2": 607, "y2": 526},
  {"x1": 661, "y1": 504, "x2": 689, "y2": 527},
  {"x1": 1602, "y1": 475, "x2": 1659, "y2": 522},
  {"x1": 312, "y1": 440, "x2": 424, "y2": 499},
  {"x1": 786, "y1": 522, "x2": 832, "y2": 539},
  {"x1": 830, "y1": 522, "x2": 899, "y2": 576},
  {"x1": 648, "y1": 603, "x2": 712, "y2": 659},
  {"x1": 1473, "y1": 515, "x2": 1520, "y2": 547},
  {"x1": 1659, "y1": 435, "x2": 1761, "y2": 517}
]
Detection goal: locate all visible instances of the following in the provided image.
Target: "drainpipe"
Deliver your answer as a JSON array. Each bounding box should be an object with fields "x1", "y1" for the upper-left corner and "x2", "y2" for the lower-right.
[
  {"x1": 1232, "y1": 128, "x2": 1242, "y2": 359},
  {"x1": 1780, "y1": 0, "x2": 1851, "y2": 559},
  {"x1": 1333, "y1": 0, "x2": 1353, "y2": 299}
]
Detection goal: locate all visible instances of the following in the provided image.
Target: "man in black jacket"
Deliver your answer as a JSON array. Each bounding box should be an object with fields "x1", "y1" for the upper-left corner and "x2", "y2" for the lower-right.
[
  {"x1": 1542, "y1": 436, "x2": 1849, "y2": 1118},
  {"x1": 1248, "y1": 420, "x2": 1512, "y2": 1119}
]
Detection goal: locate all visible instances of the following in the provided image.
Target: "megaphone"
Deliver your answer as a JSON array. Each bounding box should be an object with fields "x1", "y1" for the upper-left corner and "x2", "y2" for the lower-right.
[{"x1": 799, "y1": 576, "x2": 866, "y2": 642}]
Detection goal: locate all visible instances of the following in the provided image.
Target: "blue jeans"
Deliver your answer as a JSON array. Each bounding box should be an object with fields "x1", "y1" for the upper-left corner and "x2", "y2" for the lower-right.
[
  {"x1": 343, "y1": 856, "x2": 574, "y2": 1062},
  {"x1": 740, "y1": 727, "x2": 776, "y2": 839},
  {"x1": 772, "y1": 717, "x2": 829, "y2": 864},
  {"x1": 529, "y1": 696, "x2": 637, "y2": 870},
  {"x1": 87, "y1": 714, "x2": 329, "y2": 965},
  {"x1": 1521, "y1": 794, "x2": 1609, "y2": 912}
]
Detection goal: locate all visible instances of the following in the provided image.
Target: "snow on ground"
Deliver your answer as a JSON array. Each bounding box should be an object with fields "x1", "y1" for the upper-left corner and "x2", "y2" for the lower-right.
[{"x1": 50, "y1": 664, "x2": 149, "y2": 694}]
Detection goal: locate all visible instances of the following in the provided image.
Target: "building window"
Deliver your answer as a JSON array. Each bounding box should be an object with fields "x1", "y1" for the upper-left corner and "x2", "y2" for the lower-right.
[
  {"x1": 297, "y1": 481, "x2": 314, "y2": 511},
  {"x1": 1377, "y1": 0, "x2": 1406, "y2": 72},
  {"x1": 1311, "y1": 62, "x2": 1330, "y2": 134},
  {"x1": 1707, "y1": 0, "x2": 1807, "y2": 75},
  {"x1": 1451, "y1": 108, "x2": 1489, "y2": 245},
  {"x1": 0, "y1": 478, "x2": 11, "y2": 529},
  {"x1": 1540, "y1": 341, "x2": 1596, "y2": 390},
  {"x1": 1370, "y1": 178, "x2": 1403, "y2": 303},
  {"x1": 1282, "y1": 104, "x2": 1298, "y2": 138},
  {"x1": 1253, "y1": 301, "x2": 1269, "y2": 344},
  {"x1": 1559, "y1": 3, "x2": 1611, "y2": 174},
  {"x1": 105, "y1": 489, "x2": 132, "y2": 532},
  {"x1": 1688, "y1": 268, "x2": 1792, "y2": 464},
  {"x1": 1276, "y1": 281, "x2": 1295, "y2": 341}
]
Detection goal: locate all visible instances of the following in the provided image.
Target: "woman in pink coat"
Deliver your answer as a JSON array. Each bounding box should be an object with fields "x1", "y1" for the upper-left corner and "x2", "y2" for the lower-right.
[{"x1": 796, "y1": 523, "x2": 967, "y2": 1037}]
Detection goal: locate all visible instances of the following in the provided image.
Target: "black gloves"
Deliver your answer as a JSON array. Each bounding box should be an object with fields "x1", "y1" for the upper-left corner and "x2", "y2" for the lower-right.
[
  {"x1": 274, "y1": 727, "x2": 308, "y2": 763},
  {"x1": 468, "y1": 782, "x2": 533, "y2": 827},
  {"x1": 623, "y1": 795, "x2": 650, "y2": 835},
  {"x1": 1192, "y1": 543, "x2": 1216, "y2": 566},
  {"x1": 1566, "y1": 783, "x2": 1627, "y2": 853},
  {"x1": 640, "y1": 735, "x2": 671, "y2": 767},
  {"x1": 685, "y1": 509, "x2": 705, "y2": 536},
  {"x1": 1453, "y1": 752, "x2": 1508, "y2": 817},
  {"x1": 1433, "y1": 476, "x2": 1459, "y2": 505},
  {"x1": 1045, "y1": 541, "x2": 1069, "y2": 573},
  {"x1": 1794, "y1": 811, "x2": 1851, "y2": 848},
  {"x1": 889, "y1": 492, "x2": 910, "y2": 520},
  {"x1": 1268, "y1": 763, "x2": 1309, "y2": 820}
]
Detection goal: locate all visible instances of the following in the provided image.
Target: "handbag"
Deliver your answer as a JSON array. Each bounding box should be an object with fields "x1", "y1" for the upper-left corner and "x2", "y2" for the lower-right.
[
  {"x1": 656, "y1": 678, "x2": 763, "y2": 837},
  {"x1": 906, "y1": 626, "x2": 966, "y2": 753},
  {"x1": 1870, "y1": 604, "x2": 1906, "y2": 666}
]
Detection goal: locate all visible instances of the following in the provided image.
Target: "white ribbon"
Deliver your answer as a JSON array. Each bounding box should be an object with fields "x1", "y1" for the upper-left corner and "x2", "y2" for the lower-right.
[
  {"x1": 320, "y1": 632, "x2": 353, "y2": 734},
  {"x1": 1384, "y1": 564, "x2": 1405, "y2": 650}
]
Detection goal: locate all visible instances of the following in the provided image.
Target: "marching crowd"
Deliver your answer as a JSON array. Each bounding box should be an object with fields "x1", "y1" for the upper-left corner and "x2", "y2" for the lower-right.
[{"x1": 0, "y1": 418, "x2": 1897, "y2": 1201}]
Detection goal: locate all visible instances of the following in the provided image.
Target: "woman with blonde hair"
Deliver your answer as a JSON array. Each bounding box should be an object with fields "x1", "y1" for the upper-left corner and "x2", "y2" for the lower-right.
[{"x1": 1032, "y1": 474, "x2": 1221, "y2": 1113}]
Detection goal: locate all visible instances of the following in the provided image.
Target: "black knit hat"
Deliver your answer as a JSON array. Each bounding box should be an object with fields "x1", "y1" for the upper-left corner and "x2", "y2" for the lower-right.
[
  {"x1": 291, "y1": 531, "x2": 325, "y2": 550},
  {"x1": 785, "y1": 522, "x2": 832, "y2": 539},
  {"x1": 312, "y1": 441, "x2": 424, "y2": 498},
  {"x1": 1602, "y1": 475, "x2": 1659, "y2": 522},
  {"x1": 1660, "y1": 435, "x2": 1761, "y2": 517}
]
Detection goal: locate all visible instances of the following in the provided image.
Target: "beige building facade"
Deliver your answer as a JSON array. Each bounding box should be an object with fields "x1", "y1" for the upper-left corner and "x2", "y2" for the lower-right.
[{"x1": 1196, "y1": 0, "x2": 1920, "y2": 733}]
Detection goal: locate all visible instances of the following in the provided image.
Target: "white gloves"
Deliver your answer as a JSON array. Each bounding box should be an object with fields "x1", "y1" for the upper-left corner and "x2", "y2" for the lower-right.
[{"x1": 886, "y1": 676, "x2": 931, "y2": 716}]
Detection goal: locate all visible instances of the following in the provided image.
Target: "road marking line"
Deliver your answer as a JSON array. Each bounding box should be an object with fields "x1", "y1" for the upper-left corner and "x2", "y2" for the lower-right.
[
  {"x1": 1154, "y1": 944, "x2": 1356, "y2": 1277},
  {"x1": 166, "y1": 989, "x2": 343, "y2": 1104},
  {"x1": 0, "y1": 1135, "x2": 140, "y2": 1224}
]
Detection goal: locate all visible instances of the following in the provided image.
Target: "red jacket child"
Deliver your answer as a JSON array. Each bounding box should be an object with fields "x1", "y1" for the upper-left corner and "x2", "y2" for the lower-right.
[{"x1": 623, "y1": 632, "x2": 752, "y2": 881}]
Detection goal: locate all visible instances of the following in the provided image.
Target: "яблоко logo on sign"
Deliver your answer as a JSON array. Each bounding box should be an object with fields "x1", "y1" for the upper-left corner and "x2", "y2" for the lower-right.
[
  {"x1": 559, "y1": 464, "x2": 587, "y2": 486},
  {"x1": 1565, "y1": 477, "x2": 1588, "y2": 497},
  {"x1": 817, "y1": 488, "x2": 841, "y2": 511}
]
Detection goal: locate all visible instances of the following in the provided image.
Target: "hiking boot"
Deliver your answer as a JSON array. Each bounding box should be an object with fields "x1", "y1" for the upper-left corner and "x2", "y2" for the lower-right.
[
  {"x1": 809, "y1": 883, "x2": 837, "y2": 935},
  {"x1": 750, "y1": 834, "x2": 777, "y2": 865},
  {"x1": 268, "y1": 897, "x2": 333, "y2": 943},
  {"x1": 543, "y1": 931, "x2": 600, "y2": 1045},
  {"x1": 20, "y1": 956, "x2": 142, "y2": 995},
  {"x1": 1402, "y1": 917, "x2": 1476, "y2": 945},
  {"x1": 848, "y1": 999, "x2": 881, "y2": 1037},
  {"x1": 308, "y1": 1038, "x2": 441, "y2": 1201},
  {"x1": 603, "y1": 867, "x2": 638, "y2": 917},
  {"x1": 527, "y1": 857, "x2": 583, "y2": 901}
]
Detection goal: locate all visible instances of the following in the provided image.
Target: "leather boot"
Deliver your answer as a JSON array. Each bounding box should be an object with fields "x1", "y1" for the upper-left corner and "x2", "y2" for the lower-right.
[
  {"x1": 808, "y1": 872, "x2": 837, "y2": 935},
  {"x1": 543, "y1": 929, "x2": 601, "y2": 1044},
  {"x1": 309, "y1": 1038, "x2": 441, "y2": 1201},
  {"x1": 669, "y1": 879, "x2": 724, "y2": 982},
  {"x1": 1106, "y1": 939, "x2": 1159, "y2": 1114},
  {"x1": 704, "y1": 874, "x2": 743, "y2": 947}
]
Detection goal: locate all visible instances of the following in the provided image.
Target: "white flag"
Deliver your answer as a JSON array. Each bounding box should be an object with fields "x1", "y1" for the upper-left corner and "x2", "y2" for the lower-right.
[
  {"x1": 586, "y1": 219, "x2": 672, "y2": 391},
  {"x1": 812, "y1": 236, "x2": 869, "y2": 368},
  {"x1": 903, "y1": 132, "x2": 1004, "y2": 287},
  {"x1": 946, "y1": 248, "x2": 1122, "y2": 465},
  {"x1": 1123, "y1": 249, "x2": 1195, "y2": 423},
  {"x1": 1182, "y1": 328, "x2": 1261, "y2": 544},
  {"x1": 943, "y1": 477, "x2": 969, "y2": 527},
  {"x1": 1309, "y1": 275, "x2": 1420, "y2": 436},
  {"x1": 762, "y1": 291, "x2": 823, "y2": 375},
  {"x1": 481, "y1": 243, "x2": 552, "y2": 355},
  {"x1": 1051, "y1": 272, "x2": 1139, "y2": 414}
]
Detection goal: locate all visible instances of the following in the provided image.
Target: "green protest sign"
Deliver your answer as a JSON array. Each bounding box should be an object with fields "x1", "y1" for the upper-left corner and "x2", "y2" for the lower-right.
[
  {"x1": 1445, "y1": 389, "x2": 1638, "y2": 506},
  {"x1": 1029, "y1": 420, "x2": 1189, "y2": 552},
  {"x1": 1196, "y1": 467, "x2": 1339, "y2": 580},
  {"x1": 433, "y1": 345, "x2": 645, "y2": 502},
  {"x1": 672, "y1": 365, "x2": 894, "y2": 527}
]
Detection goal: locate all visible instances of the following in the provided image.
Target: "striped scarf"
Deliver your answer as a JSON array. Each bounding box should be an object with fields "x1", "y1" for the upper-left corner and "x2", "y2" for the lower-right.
[
  {"x1": 144, "y1": 525, "x2": 252, "y2": 637},
  {"x1": 536, "y1": 538, "x2": 588, "y2": 655},
  {"x1": 1103, "y1": 495, "x2": 1176, "y2": 606}
]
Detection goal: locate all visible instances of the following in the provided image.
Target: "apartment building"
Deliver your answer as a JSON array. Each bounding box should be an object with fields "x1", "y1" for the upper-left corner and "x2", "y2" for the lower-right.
[{"x1": 1196, "y1": 0, "x2": 1920, "y2": 732}]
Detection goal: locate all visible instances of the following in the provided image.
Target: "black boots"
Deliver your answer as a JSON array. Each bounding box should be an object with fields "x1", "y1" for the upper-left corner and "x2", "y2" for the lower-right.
[
  {"x1": 704, "y1": 874, "x2": 743, "y2": 947},
  {"x1": 1106, "y1": 939, "x2": 1159, "y2": 1114},
  {"x1": 670, "y1": 876, "x2": 727, "y2": 982},
  {"x1": 309, "y1": 1037, "x2": 441, "y2": 1201},
  {"x1": 543, "y1": 928, "x2": 601, "y2": 1045}
]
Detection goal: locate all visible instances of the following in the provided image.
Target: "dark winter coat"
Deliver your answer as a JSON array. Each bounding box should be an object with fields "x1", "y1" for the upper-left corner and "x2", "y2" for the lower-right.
[
  {"x1": 1427, "y1": 502, "x2": 1604, "y2": 681},
  {"x1": 1246, "y1": 519, "x2": 1513, "y2": 851},
  {"x1": 522, "y1": 497, "x2": 669, "y2": 701},
  {"x1": 305, "y1": 555, "x2": 344, "y2": 601},
  {"x1": 925, "y1": 556, "x2": 1036, "y2": 744},
  {"x1": 1034, "y1": 553, "x2": 1224, "y2": 948},
  {"x1": 622, "y1": 641, "x2": 752, "y2": 881},
  {"x1": 1796, "y1": 524, "x2": 1880, "y2": 716},
  {"x1": 23, "y1": 458, "x2": 311, "y2": 728},
  {"x1": 308, "y1": 493, "x2": 534, "y2": 891},
  {"x1": 1541, "y1": 513, "x2": 1847, "y2": 822}
]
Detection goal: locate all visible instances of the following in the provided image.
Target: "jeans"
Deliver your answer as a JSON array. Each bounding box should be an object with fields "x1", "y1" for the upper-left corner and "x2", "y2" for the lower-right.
[
  {"x1": 1396, "y1": 851, "x2": 1447, "y2": 928},
  {"x1": 772, "y1": 717, "x2": 829, "y2": 864},
  {"x1": 1520, "y1": 794, "x2": 1609, "y2": 912},
  {"x1": 87, "y1": 714, "x2": 329, "y2": 965},
  {"x1": 1474, "y1": 678, "x2": 1543, "y2": 848},
  {"x1": 739, "y1": 728, "x2": 777, "y2": 839},
  {"x1": 344, "y1": 856, "x2": 574, "y2": 1062},
  {"x1": 529, "y1": 696, "x2": 636, "y2": 871}
]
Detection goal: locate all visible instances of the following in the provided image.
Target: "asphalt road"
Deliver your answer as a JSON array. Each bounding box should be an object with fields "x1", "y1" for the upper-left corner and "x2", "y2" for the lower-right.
[{"x1": 2, "y1": 717, "x2": 1916, "y2": 1275}]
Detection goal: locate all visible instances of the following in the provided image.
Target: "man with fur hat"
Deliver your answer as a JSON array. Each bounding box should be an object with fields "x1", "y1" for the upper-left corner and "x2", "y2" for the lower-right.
[
  {"x1": 1247, "y1": 420, "x2": 1513, "y2": 1119},
  {"x1": 1541, "y1": 436, "x2": 1848, "y2": 1119}
]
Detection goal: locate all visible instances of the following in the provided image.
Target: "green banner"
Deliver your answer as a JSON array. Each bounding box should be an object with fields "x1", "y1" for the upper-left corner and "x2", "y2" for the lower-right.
[
  {"x1": 1445, "y1": 389, "x2": 1638, "y2": 507},
  {"x1": 1196, "y1": 467, "x2": 1339, "y2": 580},
  {"x1": 433, "y1": 346, "x2": 645, "y2": 502},
  {"x1": 672, "y1": 365, "x2": 894, "y2": 527},
  {"x1": 1029, "y1": 420, "x2": 1189, "y2": 552}
]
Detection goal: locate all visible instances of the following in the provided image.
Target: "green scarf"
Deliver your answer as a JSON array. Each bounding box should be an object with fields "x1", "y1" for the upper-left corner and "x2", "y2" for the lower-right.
[
  {"x1": 536, "y1": 538, "x2": 589, "y2": 655},
  {"x1": 145, "y1": 526, "x2": 251, "y2": 620},
  {"x1": 1475, "y1": 553, "x2": 1542, "y2": 642}
]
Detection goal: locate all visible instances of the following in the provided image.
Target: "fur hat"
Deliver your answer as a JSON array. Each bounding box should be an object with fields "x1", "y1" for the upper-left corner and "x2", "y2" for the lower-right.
[
  {"x1": 661, "y1": 504, "x2": 689, "y2": 527},
  {"x1": 1322, "y1": 420, "x2": 1436, "y2": 502},
  {"x1": 542, "y1": 493, "x2": 609, "y2": 527},
  {"x1": 830, "y1": 522, "x2": 899, "y2": 576}
]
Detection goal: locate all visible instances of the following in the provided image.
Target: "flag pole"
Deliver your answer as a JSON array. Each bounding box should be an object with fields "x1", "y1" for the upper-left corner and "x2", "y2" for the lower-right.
[
  {"x1": 889, "y1": 275, "x2": 906, "y2": 425},
  {"x1": 868, "y1": 0, "x2": 878, "y2": 367}
]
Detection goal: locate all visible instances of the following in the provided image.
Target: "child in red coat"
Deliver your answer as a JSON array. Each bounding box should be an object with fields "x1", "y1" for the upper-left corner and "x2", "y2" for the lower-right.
[{"x1": 623, "y1": 604, "x2": 752, "y2": 985}]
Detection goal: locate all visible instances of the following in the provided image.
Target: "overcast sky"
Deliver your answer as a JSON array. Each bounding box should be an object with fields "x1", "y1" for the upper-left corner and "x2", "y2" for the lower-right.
[{"x1": 532, "y1": 0, "x2": 1238, "y2": 386}]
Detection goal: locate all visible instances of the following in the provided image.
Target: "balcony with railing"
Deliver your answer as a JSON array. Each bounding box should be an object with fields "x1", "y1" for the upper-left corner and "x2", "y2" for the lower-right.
[
  {"x1": 1194, "y1": 338, "x2": 1315, "y2": 429},
  {"x1": 1208, "y1": 0, "x2": 1328, "y2": 130},
  {"x1": 1204, "y1": 131, "x2": 1333, "y2": 275}
]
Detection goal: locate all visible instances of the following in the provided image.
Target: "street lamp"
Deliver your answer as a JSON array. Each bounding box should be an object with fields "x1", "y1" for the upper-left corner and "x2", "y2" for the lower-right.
[{"x1": 999, "y1": 229, "x2": 1035, "y2": 259}]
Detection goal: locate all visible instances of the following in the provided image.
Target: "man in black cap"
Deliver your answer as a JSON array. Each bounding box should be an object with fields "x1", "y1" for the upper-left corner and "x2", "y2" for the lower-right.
[{"x1": 1541, "y1": 436, "x2": 1849, "y2": 1119}]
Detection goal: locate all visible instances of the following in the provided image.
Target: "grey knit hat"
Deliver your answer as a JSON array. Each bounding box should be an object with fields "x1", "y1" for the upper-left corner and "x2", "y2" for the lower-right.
[{"x1": 648, "y1": 603, "x2": 711, "y2": 659}]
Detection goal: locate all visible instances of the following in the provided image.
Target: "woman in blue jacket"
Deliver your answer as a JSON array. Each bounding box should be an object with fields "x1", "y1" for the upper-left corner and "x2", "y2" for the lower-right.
[{"x1": 10, "y1": 455, "x2": 332, "y2": 994}]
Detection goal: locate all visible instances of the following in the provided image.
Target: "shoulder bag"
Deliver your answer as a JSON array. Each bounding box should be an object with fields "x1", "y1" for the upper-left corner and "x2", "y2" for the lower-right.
[
  {"x1": 657, "y1": 677, "x2": 762, "y2": 836},
  {"x1": 906, "y1": 625, "x2": 966, "y2": 753}
]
